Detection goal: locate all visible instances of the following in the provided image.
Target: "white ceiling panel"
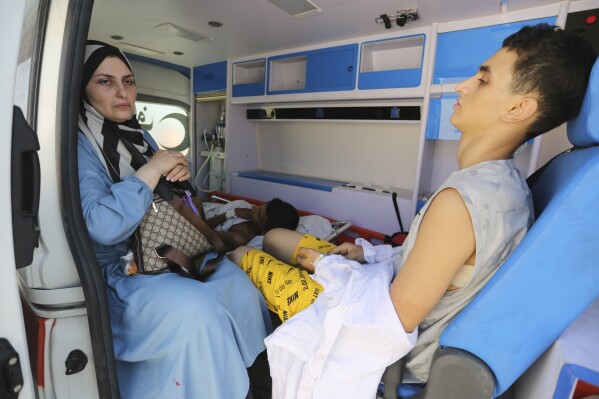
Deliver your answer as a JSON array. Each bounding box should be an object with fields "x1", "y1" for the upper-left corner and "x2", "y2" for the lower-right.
[{"x1": 88, "y1": 0, "x2": 568, "y2": 68}]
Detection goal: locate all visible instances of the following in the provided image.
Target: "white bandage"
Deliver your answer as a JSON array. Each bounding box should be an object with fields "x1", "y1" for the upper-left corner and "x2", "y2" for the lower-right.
[
  {"x1": 225, "y1": 209, "x2": 236, "y2": 220},
  {"x1": 312, "y1": 253, "x2": 327, "y2": 268}
]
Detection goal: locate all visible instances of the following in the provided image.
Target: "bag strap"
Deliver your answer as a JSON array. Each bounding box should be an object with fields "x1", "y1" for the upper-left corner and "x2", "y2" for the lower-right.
[{"x1": 155, "y1": 245, "x2": 214, "y2": 281}]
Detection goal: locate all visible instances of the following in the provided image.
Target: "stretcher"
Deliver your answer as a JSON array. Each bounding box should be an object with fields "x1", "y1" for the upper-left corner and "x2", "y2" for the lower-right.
[{"x1": 207, "y1": 191, "x2": 387, "y2": 245}]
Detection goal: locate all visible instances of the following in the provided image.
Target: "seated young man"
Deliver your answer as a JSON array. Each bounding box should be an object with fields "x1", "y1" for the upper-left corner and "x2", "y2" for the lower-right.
[
  {"x1": 230, "y1": 24, "x2": 597, "y2": 397},
  {"x1": 204, "y1": 197, "x2": 299, "y2": 251}
]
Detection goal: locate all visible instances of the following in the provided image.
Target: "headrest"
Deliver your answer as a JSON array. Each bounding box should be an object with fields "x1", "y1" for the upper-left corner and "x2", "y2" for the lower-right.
[{"x1": 567, "y1": 58, "x2": 599, "y2": 147}]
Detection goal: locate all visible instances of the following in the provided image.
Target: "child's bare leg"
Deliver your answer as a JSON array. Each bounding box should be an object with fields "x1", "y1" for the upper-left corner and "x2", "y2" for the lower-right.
[
  {"x1": 230, "y1": 245, "x2": 253, "y2": 266},
  {"x1": 263, "y1": 228, "x2": 305, "y2": 264}
]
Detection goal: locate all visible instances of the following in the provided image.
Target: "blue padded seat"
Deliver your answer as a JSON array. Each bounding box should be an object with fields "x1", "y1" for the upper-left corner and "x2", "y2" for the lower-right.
[{"x1": 434, "y1": 58, "x2": 599, "y2": 397}]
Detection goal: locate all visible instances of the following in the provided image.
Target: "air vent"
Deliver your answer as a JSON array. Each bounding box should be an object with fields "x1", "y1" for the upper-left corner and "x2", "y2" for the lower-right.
[
  {"x1": 114, "y1": 42, "x2": 164, "y2": 56},
  {"x1": 265, "y1": 0, "x2": 322, "y2": 18}
]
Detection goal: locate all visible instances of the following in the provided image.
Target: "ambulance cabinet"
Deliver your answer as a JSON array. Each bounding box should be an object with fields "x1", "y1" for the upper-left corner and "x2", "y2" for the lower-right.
[
  {"x1": 267, "y1": 43, "x2": 358, "y2": 94},
  {"x1": 232, "y1": 59, "x2": 266, "y2": 97},
  {"x1": 358, "y1": 34, "x2": 426, "y2": 90},
  {"x1": 193, "y1": 60, "x2": 227, "y2": 94},
  {"x1": 433, "y1": 16, "x2": 556, "y2": 84}
]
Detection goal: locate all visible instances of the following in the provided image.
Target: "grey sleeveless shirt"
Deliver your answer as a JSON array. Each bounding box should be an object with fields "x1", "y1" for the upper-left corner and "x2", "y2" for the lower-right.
[{"x1": 399, "y1": 159, "x2": 534, "y2": 383}]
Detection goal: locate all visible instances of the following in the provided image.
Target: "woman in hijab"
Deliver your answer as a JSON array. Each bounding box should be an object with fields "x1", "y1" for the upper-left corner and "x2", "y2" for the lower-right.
[{"x1": 78, "y1": 40, "x2": 271, "y2": 398}]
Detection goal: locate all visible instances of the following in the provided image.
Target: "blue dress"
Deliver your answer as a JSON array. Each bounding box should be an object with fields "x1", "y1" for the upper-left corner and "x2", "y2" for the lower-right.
[{"x1": 78, "y1": 132, "x2": 271, "y2": 398}]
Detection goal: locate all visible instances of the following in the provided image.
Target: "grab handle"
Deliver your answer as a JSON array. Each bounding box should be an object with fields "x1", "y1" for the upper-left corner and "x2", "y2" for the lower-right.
[{"x1": 11, "y1": 106, "x2": 41, "y2": 268}]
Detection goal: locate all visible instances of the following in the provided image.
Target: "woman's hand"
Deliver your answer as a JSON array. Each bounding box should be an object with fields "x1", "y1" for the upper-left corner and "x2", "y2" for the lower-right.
[
  {"x1": 146, "y1": 150, "x2": 188, "y2": 176},
  {"x1": 135, "y1": 150, "x2": 189, "y2": 189},
  {"x1": 328, "y1": 242, "x2": 365, "y2": 262},
  {"x1": 164, "y1": 162, "x2": 191, "y2": 182},
  {"x1": 296, "y1": 247, "x2": 322, "y2": 274}
]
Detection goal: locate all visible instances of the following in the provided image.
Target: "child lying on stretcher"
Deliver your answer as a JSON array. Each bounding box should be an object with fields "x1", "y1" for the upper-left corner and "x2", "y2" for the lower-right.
[
  {"x1": 203, "y1": 198, "x2": 300, "y2": 251},
  {"x1": 204, "y1": 197, "x2": 339, "y2": 251}
]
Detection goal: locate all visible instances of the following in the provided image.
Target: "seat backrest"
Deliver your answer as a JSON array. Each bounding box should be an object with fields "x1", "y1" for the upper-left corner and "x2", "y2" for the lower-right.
[{"x1": 438, "y1": 58, "x2": 599, "y2": 396}]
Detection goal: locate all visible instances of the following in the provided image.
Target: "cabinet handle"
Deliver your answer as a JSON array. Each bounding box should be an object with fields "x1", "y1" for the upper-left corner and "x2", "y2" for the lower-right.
[{"x1": 347, "y1": 66, "x2": 353, "y2": 72}]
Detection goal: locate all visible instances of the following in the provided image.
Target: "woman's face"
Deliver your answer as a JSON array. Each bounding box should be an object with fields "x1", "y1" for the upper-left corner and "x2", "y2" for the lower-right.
[{"x1": 85, "y1": 56, "x2": 137, "y2": 123}]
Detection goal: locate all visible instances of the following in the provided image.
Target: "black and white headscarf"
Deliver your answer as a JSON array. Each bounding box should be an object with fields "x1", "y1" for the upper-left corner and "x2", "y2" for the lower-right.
[{"x1": 79, "y1": 40, "x2": 154, "y2": 183}]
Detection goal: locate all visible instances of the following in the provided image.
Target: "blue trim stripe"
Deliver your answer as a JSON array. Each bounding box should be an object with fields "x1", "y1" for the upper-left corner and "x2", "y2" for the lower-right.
[
  {"x1": 236, "y1": 170, "x2": 346, "y2": 192},
  {"x1": 124, "y1": 52, "x2": 190, "y2": 78}
]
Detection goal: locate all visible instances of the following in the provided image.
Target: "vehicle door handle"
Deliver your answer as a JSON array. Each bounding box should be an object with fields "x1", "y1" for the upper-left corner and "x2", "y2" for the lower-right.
[{"x1": 11, "y1": 106, "x2": 41, "y2": 268}]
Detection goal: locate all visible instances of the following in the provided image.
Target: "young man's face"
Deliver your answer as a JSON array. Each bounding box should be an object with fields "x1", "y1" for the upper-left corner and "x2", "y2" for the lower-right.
[{"x1": 450, "y1": 48, "x2": 520, "y2": 134}]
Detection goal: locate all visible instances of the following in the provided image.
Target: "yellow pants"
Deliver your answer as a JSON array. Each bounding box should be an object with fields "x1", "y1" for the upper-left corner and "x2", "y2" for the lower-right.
[{"x1": 239, "y1": 234, "x2": 335, "y2": 322}]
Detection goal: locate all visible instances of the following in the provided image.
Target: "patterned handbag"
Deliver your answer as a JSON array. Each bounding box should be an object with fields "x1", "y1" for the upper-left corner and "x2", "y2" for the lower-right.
[
  {"x1": 131, "y1": 181, "x2": 226, "y2": 279},
  {"x1": 133, "y1": 195, "x2": 206, "y2": 272},
  {"x1": 120, "y1": 138, "x2": 225, "y2": 279}
]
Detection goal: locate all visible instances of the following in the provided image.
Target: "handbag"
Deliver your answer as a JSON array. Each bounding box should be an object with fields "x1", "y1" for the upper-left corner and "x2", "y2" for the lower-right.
[{"x1": 122, "y1": 139, "x2": 226, "y2": 280}]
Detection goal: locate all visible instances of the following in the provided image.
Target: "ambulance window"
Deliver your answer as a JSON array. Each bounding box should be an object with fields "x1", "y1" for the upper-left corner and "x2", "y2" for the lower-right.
[
  {"x1": 135, "y1": 99, "x2": 190, "y2": 156},
  {"x1": 13, "y1": 0, "x2": 49, "y2": 125}
]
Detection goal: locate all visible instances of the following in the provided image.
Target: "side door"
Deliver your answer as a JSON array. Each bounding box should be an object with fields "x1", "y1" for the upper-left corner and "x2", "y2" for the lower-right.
[
  {"x1": 4, "y1": 0, "x2": 120, "y2": 397},
  {"x1": 1, "y1": 1, "x2": 37, "y2": 398}
]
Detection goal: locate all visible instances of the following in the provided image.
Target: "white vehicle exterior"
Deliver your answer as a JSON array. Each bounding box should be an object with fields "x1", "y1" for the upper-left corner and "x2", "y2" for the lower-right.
[{"x1": 4, "y1": 0, "x2": 114, "y2": 397}]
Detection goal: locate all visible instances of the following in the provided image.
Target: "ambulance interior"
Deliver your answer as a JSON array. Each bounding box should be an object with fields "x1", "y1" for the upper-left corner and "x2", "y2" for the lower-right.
[{"x1": 13, "y1": 0, "x2": 599, "y2": 398}]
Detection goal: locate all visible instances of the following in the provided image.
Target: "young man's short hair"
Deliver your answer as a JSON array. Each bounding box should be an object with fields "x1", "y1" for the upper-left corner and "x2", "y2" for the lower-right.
[
  {"x1": 265, "y1": 198, "x2": 300, "y2": 232},
  {"x1": 502, "y1": 23, "x2": 596, "y2": 140}
]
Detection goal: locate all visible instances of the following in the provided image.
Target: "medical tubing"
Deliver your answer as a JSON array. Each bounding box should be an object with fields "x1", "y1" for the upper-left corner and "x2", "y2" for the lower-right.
[{"x1": 194, "y1": 143, "x2": 217, "y2": 193}]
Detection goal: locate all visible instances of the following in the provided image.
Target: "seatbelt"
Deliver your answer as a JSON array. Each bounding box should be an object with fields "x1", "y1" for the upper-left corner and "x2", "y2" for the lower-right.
[
  {"x1": 384, "y1": 191, "x2": 408, "y2": 247},
  {"x1": 526, "y1": 146, "x2": 575, "y2": 188}
]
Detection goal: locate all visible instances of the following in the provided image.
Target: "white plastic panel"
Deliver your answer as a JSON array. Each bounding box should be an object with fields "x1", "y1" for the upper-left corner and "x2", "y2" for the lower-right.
[
  {"x1": 230, "y1": 173, "x2": 412, "y2": 234},
  {"x1": 47, "y1": 316, "x2": 99, "y2": 399}
]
